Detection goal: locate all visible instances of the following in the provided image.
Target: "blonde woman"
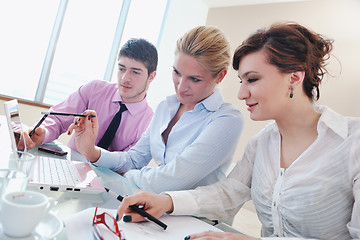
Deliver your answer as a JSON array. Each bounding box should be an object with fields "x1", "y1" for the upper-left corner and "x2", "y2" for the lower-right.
[{"x1": 69, "y1": 26, "x2": 244, "y2": 194}]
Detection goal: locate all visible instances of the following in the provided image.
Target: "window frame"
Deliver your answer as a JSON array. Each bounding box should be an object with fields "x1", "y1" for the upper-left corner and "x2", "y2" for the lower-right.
[
  {"x1": 35, "y1": 0, "x2": 132, "y2": 103},
  {"x1": 1, "y1": 0, "x2": 169, "y2": 108}
]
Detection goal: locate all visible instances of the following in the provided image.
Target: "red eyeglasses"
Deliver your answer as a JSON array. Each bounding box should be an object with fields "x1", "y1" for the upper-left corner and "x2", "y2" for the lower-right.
[{"x1": 92, "y1": 207, "x2": 124, "y2": 240}]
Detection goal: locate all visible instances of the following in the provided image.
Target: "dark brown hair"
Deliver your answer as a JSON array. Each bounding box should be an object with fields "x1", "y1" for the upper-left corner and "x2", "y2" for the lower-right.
[
  {"x1": 119, "y1": 38, "x2": 158, "y2": 76},
  {"x1": 233, "y1": 22, "x2": 333, "y2": 101}
]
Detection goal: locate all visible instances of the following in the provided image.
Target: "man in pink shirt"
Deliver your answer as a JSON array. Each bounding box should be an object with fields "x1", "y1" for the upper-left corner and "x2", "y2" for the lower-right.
[{"x1": 24, "y1": 38, "x2": 157, "y2": 152}]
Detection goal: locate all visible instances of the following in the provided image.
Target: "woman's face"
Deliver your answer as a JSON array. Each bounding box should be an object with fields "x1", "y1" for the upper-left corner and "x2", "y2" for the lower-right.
[
  {"x1": 172, "y1": 53, "x2": 220, "y2": 109},
  {"x1": 237, "y1": 50, "x2": 292, "y2": 121}
]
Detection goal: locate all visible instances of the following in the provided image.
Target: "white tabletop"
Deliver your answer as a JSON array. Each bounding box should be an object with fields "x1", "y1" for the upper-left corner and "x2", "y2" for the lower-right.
[
  {"x1": 0, "y1": 115, "x2": 238, "y2": 239},
  {"x1": 0, "y1": 115, "x2": 140, "y2": 239}
]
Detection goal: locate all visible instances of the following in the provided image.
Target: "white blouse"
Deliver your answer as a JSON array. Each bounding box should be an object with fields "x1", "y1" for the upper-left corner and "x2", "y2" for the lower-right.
[{"x1": 168, "y1": 106, "x2": 360, "y2": 239}]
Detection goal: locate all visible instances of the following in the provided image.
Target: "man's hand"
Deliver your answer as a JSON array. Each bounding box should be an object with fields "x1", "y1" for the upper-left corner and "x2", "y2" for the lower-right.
[{"x1": 17, "y1": 126, "x2": 45, "y2": 150}]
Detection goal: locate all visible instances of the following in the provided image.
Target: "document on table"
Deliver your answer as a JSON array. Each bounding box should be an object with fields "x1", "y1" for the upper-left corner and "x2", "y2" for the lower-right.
[{"x1": 63, "y1": 207, "x2": 222, "y2": 240}]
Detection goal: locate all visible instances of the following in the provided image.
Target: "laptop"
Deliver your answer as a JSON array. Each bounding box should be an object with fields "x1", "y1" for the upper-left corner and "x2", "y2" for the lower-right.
[{"x1": 3, "y1": 99, "x2": 104, "y2": 193}]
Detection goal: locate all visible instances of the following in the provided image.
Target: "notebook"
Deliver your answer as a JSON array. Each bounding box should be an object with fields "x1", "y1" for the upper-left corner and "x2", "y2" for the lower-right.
[{"x1": 3, "y1": 99, "x2": 104, "y2": 194}]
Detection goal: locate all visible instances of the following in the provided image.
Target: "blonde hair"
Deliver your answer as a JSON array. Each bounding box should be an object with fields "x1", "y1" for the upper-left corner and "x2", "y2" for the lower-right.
[{"x1": 175, "y1": 26, "x2": 231, "y2": 78}]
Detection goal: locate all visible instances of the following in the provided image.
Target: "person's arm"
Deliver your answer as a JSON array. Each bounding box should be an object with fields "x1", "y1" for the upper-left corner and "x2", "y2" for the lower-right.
[
  {"x1": 95, "y1": 127, "x2": 153, "y2": 172},
  {"x1": 92, "y1": 99, "x2": 170, "y2": 172},
  {"x1": 117, "y1": 189, "x2": 257, "y2": 240},
  {"x1": 40, "y1": 82, "x2": 94, "y2": 145},
  {"x1": 124, "y1": 109, "x2": 243, "y2": 193},
  {"x1": 165, "y1": 136, "x2": 258, "y2": 220},
  {"x1": 167, "y1": 170, "x2": 251, "y2": 221},
  {"x1": 68, "y1": 109, "x2": 153, "y2": 169},
  {"x1": 347, "y1": 136, "x2": 360, "y2": 238},
  {"x1": 69, "y1": 103, "x2": 154, "y2": 169}
]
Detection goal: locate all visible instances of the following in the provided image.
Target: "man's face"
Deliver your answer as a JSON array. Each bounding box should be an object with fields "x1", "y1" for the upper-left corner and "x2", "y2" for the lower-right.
[{"x1": 117, "y1": 56, "x2": 155, "y2": 103}]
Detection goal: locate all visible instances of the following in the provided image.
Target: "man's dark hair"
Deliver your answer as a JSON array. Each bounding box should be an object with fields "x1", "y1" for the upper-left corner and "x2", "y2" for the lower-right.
[{"x1": 119, "y1": 38, "x2": 158, "y2": 76}]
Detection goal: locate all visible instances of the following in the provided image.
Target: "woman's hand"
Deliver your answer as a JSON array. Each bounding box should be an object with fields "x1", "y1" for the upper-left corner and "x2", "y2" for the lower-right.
[
  {"x1": 184, "y1": 231, "x2": 259, "y2": 240},
  {"x1": 117, "y1": 190, "x2": 174, "y2": 223},
  {"x1": 67, "y1": 110, "x2": 100, "y2": 162}
]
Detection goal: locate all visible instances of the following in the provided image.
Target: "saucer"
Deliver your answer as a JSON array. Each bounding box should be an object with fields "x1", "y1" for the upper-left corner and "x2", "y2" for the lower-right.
[{"x1": 0, "y1": 213, "x2": 63, "y2": 240}]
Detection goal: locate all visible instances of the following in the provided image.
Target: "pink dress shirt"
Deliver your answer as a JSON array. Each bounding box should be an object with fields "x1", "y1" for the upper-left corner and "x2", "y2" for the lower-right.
[{"x1": 41, "y1": 80, "x2": 154, "y2": 152}]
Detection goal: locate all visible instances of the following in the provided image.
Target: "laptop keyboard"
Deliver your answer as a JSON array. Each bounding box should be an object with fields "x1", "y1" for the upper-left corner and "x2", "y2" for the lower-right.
[{"x1": 38, "y1": 156, "x2": 81, "y2": 186}]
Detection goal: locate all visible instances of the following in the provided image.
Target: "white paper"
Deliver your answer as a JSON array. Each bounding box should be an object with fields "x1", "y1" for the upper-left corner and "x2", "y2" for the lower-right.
[{"x1": 63, "y1": 207, "x2": 222, "y2": 240}]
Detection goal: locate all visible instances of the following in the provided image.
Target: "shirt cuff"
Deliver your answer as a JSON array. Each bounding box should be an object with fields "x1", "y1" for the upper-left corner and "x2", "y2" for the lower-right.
[
  {"x1": 165, "y1": 190, "x2": 199, "y2": 216},
  {"x1": 123, "y1": 169, "x2": 137, "y2": 179},
  {"x1": 95, "y1": 148, "x2": 114, "y2": 169},
  {"x1": 42, "y1": 128, "x2": 51, "y2": 144}
]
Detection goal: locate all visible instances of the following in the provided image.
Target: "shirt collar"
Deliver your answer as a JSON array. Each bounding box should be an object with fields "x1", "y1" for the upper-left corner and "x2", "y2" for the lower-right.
[
  {"x1": 112, "y1": 94, "x2": 149, "y2": 116},
  {"x1": 315, "y1": 105, "x2": 348, "y2": 139},
  {"x1": 198, "y1": 88, "x2": 224, "y2": 111},
  {"x1": 270, "y1": 105, "x2": 348, "y2": 139},
  {"x1": 166, "y1": 87, "x2": 224, "y2": 113}
]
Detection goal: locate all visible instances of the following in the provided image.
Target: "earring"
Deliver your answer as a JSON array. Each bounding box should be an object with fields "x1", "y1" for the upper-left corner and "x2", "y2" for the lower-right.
[{"x1": 290, "y1": 86, "x2": 294, "y2": 98}]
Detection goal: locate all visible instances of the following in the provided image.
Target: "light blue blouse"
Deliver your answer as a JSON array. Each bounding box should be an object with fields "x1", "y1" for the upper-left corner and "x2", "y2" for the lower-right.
[{"x1": 96, "y1": 88, "x2": 244, "y2": 193}]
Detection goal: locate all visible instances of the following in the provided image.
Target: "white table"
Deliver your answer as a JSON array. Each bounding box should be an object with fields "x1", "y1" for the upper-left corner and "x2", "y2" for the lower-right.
[
  {"x1": 0, "y1": 115, "x2": 239, "y2": 239},
  {"x1": 0, "y1": 115, "x2": 141, "y2": 239}
]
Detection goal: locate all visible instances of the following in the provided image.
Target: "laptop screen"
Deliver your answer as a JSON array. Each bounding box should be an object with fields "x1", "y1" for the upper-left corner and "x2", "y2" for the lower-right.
[{"x1": 3, "y1": 99, "x2": 27, "y2": 159}]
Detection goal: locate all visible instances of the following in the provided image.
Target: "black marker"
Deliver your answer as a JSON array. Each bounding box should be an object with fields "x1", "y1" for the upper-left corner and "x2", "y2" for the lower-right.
[
  {"x1": 41, "y1": 112, "x2": 96, "y2": 118},
  {"x1": 104, "y1": 187, "x2": 167, "y2": 230},
  {"x1": 29, "y1": 114, "x2": 48, "y2": 137}
]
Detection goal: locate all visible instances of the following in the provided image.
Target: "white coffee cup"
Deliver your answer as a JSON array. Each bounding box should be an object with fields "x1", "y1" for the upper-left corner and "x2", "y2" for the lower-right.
[{"x1": 0, "y1": 191, "x2": 54, "y2": 238}]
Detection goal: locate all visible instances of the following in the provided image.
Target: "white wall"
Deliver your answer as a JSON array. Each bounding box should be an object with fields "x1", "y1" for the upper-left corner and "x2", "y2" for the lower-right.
[
  {"x1": 206, "y1": 0, "x2": 360, "y2": 162},
  {"x1": 147, "y1": 0, "x2": 209, "y2": 109}
]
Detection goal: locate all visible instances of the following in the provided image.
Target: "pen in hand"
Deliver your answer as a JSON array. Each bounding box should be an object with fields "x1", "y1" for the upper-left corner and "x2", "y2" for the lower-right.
[
  {"x1": 104, "y1": 187, "x2": 168, "y2": 230},
  {"x1": 13, "y1": 114, "x2": 47, "y2": 139},
  {"x1": 29, "y1": 111, "x2": 95, "y2": 138},
  {"x1": 41, "y1": 111, "x2": 96, "y2": 118},
  {"x1": 29, "y1": 114, "x2": 48, "y2": 137}
]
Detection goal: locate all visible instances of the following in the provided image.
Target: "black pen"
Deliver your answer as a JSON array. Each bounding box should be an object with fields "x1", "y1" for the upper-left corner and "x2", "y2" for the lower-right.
[
  {"x1": 104, "y1": 187, "x2": 167, "y2": 230},
  {"x1": 14, "y1": 132, "x2": 21, "y2": 138},
  {"x1": 29, "y1": 114, "x2": 48, "y2": 137},
  {"x1": 41, "y1": 111, "x2": 96, "y2": 118}
]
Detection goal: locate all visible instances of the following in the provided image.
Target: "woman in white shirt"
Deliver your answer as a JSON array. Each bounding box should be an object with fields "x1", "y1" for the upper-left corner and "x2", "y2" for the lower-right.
[{"x1": 115, "y1": 22, "x2": 360, "y2": 239}]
